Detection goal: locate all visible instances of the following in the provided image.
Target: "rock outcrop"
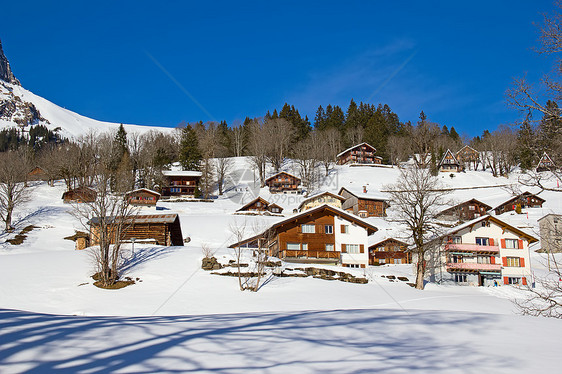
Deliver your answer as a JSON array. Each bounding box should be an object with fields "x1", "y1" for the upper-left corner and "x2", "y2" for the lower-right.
[{"x1": 0, "y1": 39, "x2": 20, "y2": 85}]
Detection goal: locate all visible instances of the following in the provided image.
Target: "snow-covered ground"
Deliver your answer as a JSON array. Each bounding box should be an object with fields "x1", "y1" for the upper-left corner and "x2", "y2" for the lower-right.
[{"x1": 1, "y1": 161, "x2": 561, "y2": 373}]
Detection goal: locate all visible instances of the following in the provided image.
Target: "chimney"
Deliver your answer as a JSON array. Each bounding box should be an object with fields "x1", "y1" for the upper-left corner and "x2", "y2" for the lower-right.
[{"x1": 363, "y1": 186, "x2": 367, "y2": 194}]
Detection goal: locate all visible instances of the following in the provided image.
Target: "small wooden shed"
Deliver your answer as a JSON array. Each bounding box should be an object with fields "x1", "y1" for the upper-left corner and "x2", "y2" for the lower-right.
[
  {"x1": 62, "y1": 187, "x2": 97, "y2": 203},
  {"x1": 125, "y1": 188, "x2": 161, "y2": 206},
  {"x1": 64, "y1": 231, "x2": 90, "y2": 250}
]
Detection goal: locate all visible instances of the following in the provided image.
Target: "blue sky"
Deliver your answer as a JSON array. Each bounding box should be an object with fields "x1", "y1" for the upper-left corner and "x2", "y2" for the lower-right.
[{"x1": 1, "y1": 1, "x2": 555, "y2": 137}]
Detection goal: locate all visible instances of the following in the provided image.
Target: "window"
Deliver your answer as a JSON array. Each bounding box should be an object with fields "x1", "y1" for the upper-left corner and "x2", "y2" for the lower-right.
[
  {"x1": 346, "y1": 244, "x2": 360, "y2": 253},
  {"x1": 377, "y1": 246, "x2": 385, "y2": 252},
  {"x1": 508, "y1": 277, "x2": 521, "y2": 285},
  {"x1": 359, "y1": 211, "x2": 368, "y2": 218},
  {"x1": 506, "y1": 257, "x2": 520, "y2": 267},
  {"x1": 476, "y1": 237, "x2": 489, "y2": 246},
  {"x1": 469, "y1": 205, "x2": 475, "y2": 211},
  {"x1": 379, "y1": 259, "x2": 386, "y2": 264},
  {"x1": 325, "y1": 243, "x2": 334, "y2": 251},
  {"x1": 287, "y1": 243, "x2": 300, "y2": 250},
  {"x1": 271, "y1": 207, "x2": 279, "y2": 213},
  {"x1": 256, "y1": 202, "x2": 262, "y2": 207},
  {"x1": 474, "y1": 213, "x2": 480, "y2": 218},
  {"x1": 393, "y1": 258, "x2": 402, "y2": 264},
  {"x1": 341, "y1": 225, "x2": 349, "y2": 234},
  {"x1": 170, "y1": 187, "x2": 181, "y2": 193},
  {"x1": 450, "y1": 255, "x2": 462, "y2": 263},
  {"x1": 451, "y1": 236, "x2": 462, "y2": 244},
  {"x1": 346, "y1": 264, "x2": 360, "y2": 268},
  {"x1": 324, "y1": 225, "x2": 333, "y2": 234},
  {"x1": 505, "y1": 239, "x2": 520, "y2": 249},
  {"x1": 477, "y1": 256, "x2": 491, "y2": 264},
  {"x1": 454, "y1": 274, "x2": 468, "y2": 283},
  {"x1": 302, "y1": 243, "x2": 308, "y2": 251},
  {"x1": 301, "y1": 224, "x2": 315, "y2": 233}
]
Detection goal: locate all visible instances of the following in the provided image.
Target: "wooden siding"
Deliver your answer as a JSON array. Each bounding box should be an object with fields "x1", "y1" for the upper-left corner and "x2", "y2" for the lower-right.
[
  {"x1": 276, "y1": 212, "x2": 336, "y2": 257},
  {"x1": 127, "y1": 190, "x2": 160, "y2": 206},
  {"x1": 337, "y1": 144, "x2": 380, "y2": 165},
  {"x1": 161, "y1": 175, "x2": 200, "y2": 197},
  {"x1": 438, "y1": 200, "x2": 491, "y2": 221},
  {"x1": 494, "y1": 193, "x2": 545, "y2": 215},
  {"x1": 369, "y1": 238, "x2": 411, "y2": 265},
  {"x1": 62, "y1": 188, "x2": 97, "y2": 203},
  {"x1": 90, "y1": 217, "x2": 183, "y2": 246},
  {"x1": 265, "y1": 172, "x2": 301, "y2": 193}
]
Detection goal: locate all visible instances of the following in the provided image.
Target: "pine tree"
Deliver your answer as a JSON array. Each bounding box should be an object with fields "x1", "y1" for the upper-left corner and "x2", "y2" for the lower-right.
[
  {"x1": 314, "y1": 105, "x2": 326, "y2": 130},
  {"x1": 179, "y1": 125, "x2": 202, "y2": 170},
  {"x1": 517, "y1": 120, "x2": 536, "y2": 170},
  {"x1": 449, "y1": 127, "x2": 460, "y2": 142}
]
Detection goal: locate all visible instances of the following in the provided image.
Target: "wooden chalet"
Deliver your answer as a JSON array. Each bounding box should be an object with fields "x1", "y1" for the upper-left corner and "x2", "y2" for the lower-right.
[
  {"x1": 369, "y1": 238, "x2": 411, "y2": 265},
  {"x1": 161, "y1": 170, "x2": 202, "y2": 198},
  {"x1": 236, "y1": 196, "x2": 284, "y2": 214},
  {"x1": 89, "y1": 213, "x2": 184, "y2": 247},
  {"x1": 62, "y1": 187, "x2": 97, "y2": 203},
  {"x1": 338, "y1": 187, "x2": 389, "y2": 218},
  {"x1": 536, "y1": 152, "x2": 555, "y2": 172},
  {"x1": 437, "y1": 199, "x2": 492, "y2": 222},
  {"x1": 27, "y1": 166, "x2": 49, "y2": 182},
  {"x1": 297, "y1": 191, "x2": 345, "y2": 212},
  {"x1": 265, "y1": 172, "x2": 301, "y2": 194},
  {"x1": 493, "y1": 192, "x2": 546, "y2": 215},
  {"x1": 229, "y1": 204, "x2": 378, "y2": 268},
  {"x1": 456, "y1": 145, "x2": 480, "y2": 170},
  {"x1": 336, "y1": 142, "x2": 382, "y2": 165},
  {"x1": 125, "y1": 188, "x2": 160, "y2": 207},
  {"x1": 438, "y1": 149, "x2": 462, "y2": 173}
]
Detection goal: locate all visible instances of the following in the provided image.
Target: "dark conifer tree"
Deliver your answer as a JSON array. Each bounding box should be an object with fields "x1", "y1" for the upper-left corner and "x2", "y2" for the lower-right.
[{"x1": 179, "y1": 125, "x2": 202, "y2": 170}]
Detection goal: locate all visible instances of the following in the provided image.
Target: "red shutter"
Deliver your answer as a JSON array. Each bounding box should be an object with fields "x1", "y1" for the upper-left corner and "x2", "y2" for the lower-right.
[
  {"x1": 502, "y1": 257, "x2": 507, "y2": 266},
  {"x1": 490, "y1": 256, "x2": 495, "y2": 264},
  {"x1": 503, "y1": 276, "x2": 509, "y2": 285},
  {"x1": 489, "y1": 238, "x2": 494, "y2": 246},
  {"x1": 500, "y1": 239, "x2": 506, "y2": 248},
  {"x1": 520, "y1": 258, "x2": 525, "y2": 267},
  {"x1": 360, "y1": 244, "x2": 364, "y2": 253},
  {"x1": 341, "y1": 244, "x2": 346, "y2": 253},
  {"x1": 518, "y1": 239, "x2": 524, "y2": 249},
  {"x1": 360, "y1": 264, "x2": 366, "y2": 269},
  {"x1": 341, "y1": 225, "x2": 345, "y2": 233},
  {"x1": 522, "y1": 277, "x2": 527, "y2": 286}
]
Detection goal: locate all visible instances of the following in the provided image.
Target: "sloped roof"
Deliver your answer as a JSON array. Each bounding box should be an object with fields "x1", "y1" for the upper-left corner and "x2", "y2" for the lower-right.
[
  {"x1": 265, "y1": 171, "x2": 301, "y2": 183},
  {"x1": 438, "y1": 149, "x2": 460, "y2": 167},
  {"x1": 89, "y1": 213, "x2": 179, "y2": 226},
  {"x1": 338, "y1": 187, "x2": 389, "y2": 202},
  {"x1": 493, "y1": 191, "x2": 546, "y2": 210},
  {"x1": 297, "y1": 191, "x2": 345, "y2": 211},
  {"x1": 369, "y1": 237, "x2": 409, "y2": 249},
  {"x1": 162, "y1": 170, "x2": 202, "y2": 177},
  {"x1": 438, "y1": 198, "x2": 492, "y2": 215},
  {"x1": 125, "y1": 188, "x2": 161, "y2": 197},
  {"x1": 237, "y1": 196, "x2": 271, "y2": 212},
  {"x1": 336, "y1": 142, "x2": 377, "y2": 158},
  {"x1": 456, "y1": 145, "x2": 479, "y2": 155}
]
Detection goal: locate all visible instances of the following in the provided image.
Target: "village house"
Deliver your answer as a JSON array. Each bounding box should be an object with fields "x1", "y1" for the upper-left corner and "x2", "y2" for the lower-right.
[
  {"x1": 27, "y1": 166, "x2": 49, "y2": 182},
  {"x1": 265, "y1": 171, "x2": 301, "y2": 194},
  {"x1": 336, "y1": 142, "x2": 382, "y2": 166},
  {"x1": 236, "y1": 196, "x2": 283, "y2": 214},
  {"x1": 338, "y1": 187, "x2": 389, "y2": 217},
  {"x1": 297, "y1": 191, "x2": 345, "y2": 212},
  {"x1": 493, "y1": 191, "x2": 546, "y2": 215},
  {"x1": 438, "y1": 149, "x2": 462, "y2": 173},
  {"x1": 369, "y1": 238, "x2": 411, "y2": 265},
  {"x1": 538, "y1": 214, "x2": 562, "y2": 253},
  {"x1": 536, "y1": 152, "x2": 556, "y2": 172},
  {"x1": 229, "y1": 204, "x2": 378, "y2": 268},
  {"x1": 455, "y1": 145, "x2": 480, "y2": 171},
  {"x1": 89, "y1": 213, "x2": 184, "y2": 247},
  {"x1": 62, "y1": 186, "x2": 97, "y2": 203},
  {"x1": 160, "y1": 170, "x2": 202, "y2": 198},
  {"x1": 125, "y1": 188, "x2": 160, "y2": 207},
  {"x1": 428, "y1": 215, "x2": 538, "y2": 287},
  {"x1": 437, "y1": 199, "x2": 492, "y2": 222}
]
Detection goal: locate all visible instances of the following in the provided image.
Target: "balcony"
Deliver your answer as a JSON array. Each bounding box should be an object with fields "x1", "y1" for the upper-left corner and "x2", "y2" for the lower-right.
[
  {"x1": 445, "y1": 243, "x2": 499, "y2": 253},
  {"x1": 446, "y1": 262, "x2": 501, "y2": 272},
  {"x1": 282, "y1": 250, "x2": 341, "y2": 260}
]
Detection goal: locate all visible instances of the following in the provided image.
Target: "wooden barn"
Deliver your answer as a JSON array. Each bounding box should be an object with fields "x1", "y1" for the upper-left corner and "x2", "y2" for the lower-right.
[
  {"x1": 437, "y1": 199, "x2": 492, "y2": 222},
  {"x1": 493, "y1": 191, "x2": 546, "y2": 215},
  {"x1": 161, "y1": 170, "x2": 202, "y2": 198},
  {"x1": 62, "y1": 187, "x2": 97, "y2": 203},
  {"x1": 338, "y1": 187, "x2": 389, "y2": 217},
  {"x1": 456, "y1": 145, "x2": 480, "y2": 171},
  {"x1": 336, "y1": 143, "x2": 382, "y2": 165},
  {"x1": 438, "y1": 149, "x2": 462, "y2": 172},
  {"x1": 536, "y1": 152, "x2": 555, "y2": 172},
  {"x1": 237, "y1": 196, "x2": 284, "y2": 214},
  {"x1": 369, "y1": 238, "x2": 411, "y2": 265},
  {"x1": 265, "y1": 172, "x2": 301, "y2": 194},
  {"x1": 89, "y1": 213, "x2": 184, "y2": 247},
  {"x1": 27, "y1": 166, "x2": 49, "y2": 182},
  {"x1": 297, "y1": 191, "x2": 345, "y2": 212},
  {"x1": 125, "y1": 188, "x2": 161, "y2": 206}
]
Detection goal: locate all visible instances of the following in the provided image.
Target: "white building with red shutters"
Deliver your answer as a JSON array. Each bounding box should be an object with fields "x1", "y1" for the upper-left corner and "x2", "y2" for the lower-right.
[{"x1": 428, "y1": 215, "x2": 538, "y2": 287}]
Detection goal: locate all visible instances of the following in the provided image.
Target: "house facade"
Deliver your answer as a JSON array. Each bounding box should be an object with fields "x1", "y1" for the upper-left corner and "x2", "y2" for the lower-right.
[
  {"x1": 429, "y1": 215, "x2": 537, "y2": 286},
  {"x1": 336, "y1": 142, "x2": 382, "y2": 165},
  {"x1": 493, "y1": 191, "x2": 545, "y2": 215},
  {"x1": 456, "y1": 145, "x2": 480, "y2": 171},
  {"x1": 229, "y1": 204, "x2": 377, "y2": 268},
  {"x1": 265, "y1": 172, "x2": 301, "y2": 194},
  {"x1": 438, "y1": 149, "x2": 462, "y2": 173},
  {"x1": 236, "y1": 197, "x2": 284, "y2": 214},
  {"x1": 161, "y1": 171, "x2": 202, "y2": 198},
  {"x1": 538, "y1": 214, "x2": 562, "y2": 253},
  {"x1": 125, "y1": 188, "x2": 160, "y2": 206},
  {"x1": 437, "y1": 199, "x2": 492, "y2": 222},
  {"x1": 369, "y1": 238, "x2": 411, "y2": 265},
  {"x1": 339, "y1": 187, "x2": 389, "y2": 217},
  {"x1": 297, "y1": 192, "x2": 345, "y2": 212},
  {"x1": 536, "y1": 152, "x2": 555, "y2": 172}
]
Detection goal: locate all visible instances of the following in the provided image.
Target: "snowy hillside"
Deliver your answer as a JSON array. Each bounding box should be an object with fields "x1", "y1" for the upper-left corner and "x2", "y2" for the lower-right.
[{"x1": 1, "y1": 160, "x2": 561, "y2": 372}]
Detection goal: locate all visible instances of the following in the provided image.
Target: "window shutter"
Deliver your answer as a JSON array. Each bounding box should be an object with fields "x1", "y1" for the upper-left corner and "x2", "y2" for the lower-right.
[
  {"x1": 360, "y1": 244, "x2": 364, "y2": 253},
  {"x1": 500, "y1": 239, "x2": 506, "y2": 248},
  {"x1": 520, "y1": 258, "x2": 525, "y2": 267},
  {"x1": 341, "y1": 225, "x2": 345, "y2": 233},
  {"x1": 522, "y1": 277, "x2": 527, "y2": 286},
  {"x1": 489, "y1": 238, "x2": 494, "y2": 246},
  {"x1": 490, "y1": 256, "x2": 495, "y2": 264},
  {"x1": 502, "y1": 257, "x2": 507, "y2": 266},
  {"x1": 518, "y1": 239, "x2": 524, "y2": 249},
  {"x1": 503, "y1": 277, "x2": 509, "y2": 285},
  {"x1": 341, "y1": 244, "x2": 346, "y2": 253},
  {"x1": 360, "y1": 264, "x2": 366, "y2": 269}
]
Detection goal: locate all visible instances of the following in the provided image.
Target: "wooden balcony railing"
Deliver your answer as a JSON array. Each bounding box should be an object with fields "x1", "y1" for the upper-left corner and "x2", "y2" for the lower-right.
[{"x1": 282, "y1": 250, "x2": 340, "y2": 260}]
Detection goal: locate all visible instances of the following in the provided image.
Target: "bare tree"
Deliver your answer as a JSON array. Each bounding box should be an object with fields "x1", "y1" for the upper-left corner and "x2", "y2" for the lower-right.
[
  {"x1": 514, "y1": 263, "x2": 562, "y2": 318},
  {"x1": 318, "y1": 128, "x2": 341, "y2": 176},
  {"x1": 385, "y1": 166, "x2": 451, "y2": 289},
  {"x1": 231, "y1": 124, "x2": 246, "y2": 157},
  {"x1": 247, "y1": 119, "x2": 268, "y2": 187},
  {"x1": 264, "y1": 118, "x2": 294, "y2": 172},
  {"x1": 409, "y1": 120, "x2": 441, "y2": 169},
  {"x1": 215, "y1": 156, "x2": 233, "y2": 195},
  {"x1": 229, "y1": 219, "x2": 250, "y2": 291},
  {"x1": 387, "y1": 135, "x2": 412, "y2": 166},
  {"x1": 0, "y1": 150, "x2": 32, "y2": 231},
  {"x1": 293, "y1": 133, "x2": 321, "y2": 195},
  {"x1": 345, "y1": 125, "x2": 364, "y2": 147}
]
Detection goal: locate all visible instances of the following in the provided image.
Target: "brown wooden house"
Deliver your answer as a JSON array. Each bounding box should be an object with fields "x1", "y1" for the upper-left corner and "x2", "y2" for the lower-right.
[
  {"x1": 125, "y1": 188, "x2": 161, "y2": 206},
  {"x1": 62, "y1": 187, "x2": 97, "y2": 203},
  {"x1": 536, "y1": 152, "x2": 555, "y2": 172},
  {"x1": 236, "y1": 196, "x2": 284, "y2": 214},
  {"x1": 493, "y1": 191, "x2": 546, "y2": 215},
  {"x1": 369, "y1": 238, "x2": 411, "y2": 265},
  {"x1": 229, "y1": 204, "x2": 377, "y2": 268},
  {"x1": 265, "y1": 172, "x2": 301, "y2": 194},
  {"x1": 456, "y1": 145, "x2": 480, "y2": 171},
  {"x1": 336, "y1": 142, "x2": 382, "y2": 165},
  {"x1": 27, "y1": 166, "x2": 49, "y2": 182},
  {"x1": 297, "y1": 191, "x2": 345, "y2": 212},
  {"x1": 338, "y1": 187, "x2": 389, "y2": 217},
  {"x1": 437, "y1": 199, "x2": 492, "y2": 222},
  {"x1": 89, "y1": 213, "x2": 184, "y2": 246},
  {"x1": 438, "y1": 149, "x2": 462, "y2": 172},
  {"x1": 161, "y1": 171, "x2": 202, "y2": 198}
]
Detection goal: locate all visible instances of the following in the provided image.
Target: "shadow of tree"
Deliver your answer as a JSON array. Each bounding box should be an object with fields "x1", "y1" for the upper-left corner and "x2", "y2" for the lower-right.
[
  {"x1": 119, "y1": 245, "x2": 181, "y2": 275},
  {"x1": 0, "y1": 308, "x2": 522, "y2": 373}
]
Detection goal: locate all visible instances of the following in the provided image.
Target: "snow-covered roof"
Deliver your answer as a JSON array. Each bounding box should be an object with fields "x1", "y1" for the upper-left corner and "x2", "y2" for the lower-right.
[
  {"x1": 336, "y1": 142, "x2": 376, "y2": 158},
  {"x1": 265, "y1": 171, "x2": 300, "y2": 182},
  {"x1": 162, "y1": 170, "x2": 202, "y2": 177},
  {"x1": 297, "y1": 191, "x2": 345, "y2": 210},
  {"x1": 126, "y1": 188, "x2": 161, "y2": 196},
  {"x1": 338, "y1": 187, "x2": 390, "y2": 201}
]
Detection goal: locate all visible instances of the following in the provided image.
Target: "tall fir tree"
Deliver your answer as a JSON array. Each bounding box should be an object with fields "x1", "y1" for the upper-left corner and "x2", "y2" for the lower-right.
[{"x1": 179, "y1": 125, "x2": 202, "y2": 170}]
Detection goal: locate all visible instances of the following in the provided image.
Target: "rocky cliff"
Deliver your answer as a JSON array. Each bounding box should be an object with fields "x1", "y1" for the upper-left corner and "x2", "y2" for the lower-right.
[{"x1": 0, "y1": 39, "x2": 20, "y2": 85}]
